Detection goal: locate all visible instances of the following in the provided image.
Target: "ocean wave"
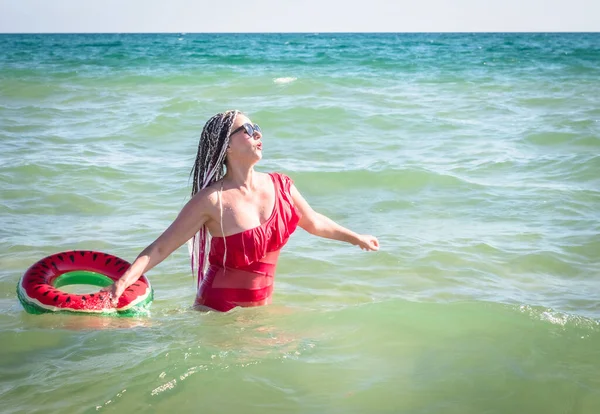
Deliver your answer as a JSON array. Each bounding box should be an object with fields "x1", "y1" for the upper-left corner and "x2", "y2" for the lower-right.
[{"x1": 273, "y1": 77, "x2": 297, "y2": 84}]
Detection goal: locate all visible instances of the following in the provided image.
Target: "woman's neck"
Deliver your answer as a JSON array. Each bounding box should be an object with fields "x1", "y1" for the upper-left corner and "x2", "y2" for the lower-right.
[{"x1": 224, "y1": 164, "x2": 257, "y2": 193}]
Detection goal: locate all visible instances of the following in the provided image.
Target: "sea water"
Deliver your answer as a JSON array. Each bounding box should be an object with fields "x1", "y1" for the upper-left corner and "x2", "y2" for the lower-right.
[{"x1": 1, "y1": 33, "x2": 599, "y2": 413}]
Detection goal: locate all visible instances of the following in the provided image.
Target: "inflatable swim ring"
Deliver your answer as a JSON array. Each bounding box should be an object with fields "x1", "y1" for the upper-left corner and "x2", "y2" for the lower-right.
[{"x1": 17, "y1": 250, "x2": 153, "y2": 316}]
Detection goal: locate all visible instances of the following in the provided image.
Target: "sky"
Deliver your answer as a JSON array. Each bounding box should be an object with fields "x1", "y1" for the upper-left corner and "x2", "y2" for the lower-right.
[{"x1": 0, "y1": 0, "x2": 598, "y2": 33}]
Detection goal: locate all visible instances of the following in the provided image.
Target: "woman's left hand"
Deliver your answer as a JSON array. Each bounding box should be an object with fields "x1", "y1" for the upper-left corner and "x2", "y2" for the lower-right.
[{"x1": 356, "y1": 235, "x2": 380, "y2": 251}]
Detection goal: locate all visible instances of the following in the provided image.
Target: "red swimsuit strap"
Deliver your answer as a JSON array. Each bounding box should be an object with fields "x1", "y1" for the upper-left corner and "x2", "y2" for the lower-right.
[{"x1": 208, "y1": 172, "x2": 298, "y2": 269}]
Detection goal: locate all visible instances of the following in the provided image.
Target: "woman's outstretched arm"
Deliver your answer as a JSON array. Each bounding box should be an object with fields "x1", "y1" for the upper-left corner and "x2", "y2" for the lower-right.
[
  {"x1": 290, "y1": 184, "x2": 379, "y2": 251},
  {"x1": 106, "y1": 191, "x2": 213, "y2": 301}
]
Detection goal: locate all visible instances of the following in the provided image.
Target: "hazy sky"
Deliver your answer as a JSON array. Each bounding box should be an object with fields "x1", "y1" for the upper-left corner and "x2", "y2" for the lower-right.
[{"x1": 0, "y1": 0, "x2": 597, "y2": 33}]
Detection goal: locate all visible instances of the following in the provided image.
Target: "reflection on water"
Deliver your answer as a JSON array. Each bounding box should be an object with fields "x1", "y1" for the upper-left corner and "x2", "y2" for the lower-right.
[{"x1": 21, "y1": 312, "x2": 154, "y2": 331}]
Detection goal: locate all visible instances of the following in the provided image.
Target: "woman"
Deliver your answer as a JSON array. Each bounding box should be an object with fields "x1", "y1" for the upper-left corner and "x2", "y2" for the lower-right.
[{"x1": 107, "y1": 110, "x2": 379, "y2": 311}]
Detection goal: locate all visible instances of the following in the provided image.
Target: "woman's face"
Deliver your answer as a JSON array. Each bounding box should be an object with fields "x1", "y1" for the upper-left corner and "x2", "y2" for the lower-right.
[{"x1": 227, "y1": 114, "x2": 263, "y2": 165}]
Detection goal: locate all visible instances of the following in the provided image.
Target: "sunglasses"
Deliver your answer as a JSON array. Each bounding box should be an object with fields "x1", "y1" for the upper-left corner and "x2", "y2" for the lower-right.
[{"x1": 230, "y1": 123, "x2": 261, "y2": 138}]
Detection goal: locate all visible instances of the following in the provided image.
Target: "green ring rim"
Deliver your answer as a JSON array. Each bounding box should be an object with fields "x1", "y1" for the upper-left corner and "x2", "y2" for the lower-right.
[{"x1": 53, "y1": 270, "x2": 114, "y2": 289}]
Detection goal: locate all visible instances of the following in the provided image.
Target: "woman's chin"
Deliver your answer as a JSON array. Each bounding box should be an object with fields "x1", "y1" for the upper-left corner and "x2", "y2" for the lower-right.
[{"x1": 245, "y1": 152, "x2": 262, "y2": 165}]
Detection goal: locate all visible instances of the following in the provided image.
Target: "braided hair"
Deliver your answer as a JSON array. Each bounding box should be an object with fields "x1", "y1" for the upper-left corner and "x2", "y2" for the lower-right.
[{"x1": 188, "y1": 110, "x2": 240, "y2": 286}]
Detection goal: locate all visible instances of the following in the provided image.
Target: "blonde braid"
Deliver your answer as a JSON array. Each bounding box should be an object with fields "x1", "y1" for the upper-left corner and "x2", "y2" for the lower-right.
[{"x1": 188, "y1": 110, "x2": 240, "y2": 286}]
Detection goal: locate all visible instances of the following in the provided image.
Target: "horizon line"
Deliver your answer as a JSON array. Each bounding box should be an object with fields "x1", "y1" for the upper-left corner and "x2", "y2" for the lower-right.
[{"x1": 1, "y1": 31, "x2": 598, "y2": 35}]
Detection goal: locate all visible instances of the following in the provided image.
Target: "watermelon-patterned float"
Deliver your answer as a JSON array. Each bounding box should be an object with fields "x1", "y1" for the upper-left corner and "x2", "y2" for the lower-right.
[{"x1": 17, "y1": 250, "x2": 153, "y2": 316}]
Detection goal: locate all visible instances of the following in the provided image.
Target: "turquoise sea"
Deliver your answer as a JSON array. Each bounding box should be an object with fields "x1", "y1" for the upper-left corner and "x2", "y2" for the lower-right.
[{"x1": 1, "y1": 33, "x2": 599, "y2": 413}]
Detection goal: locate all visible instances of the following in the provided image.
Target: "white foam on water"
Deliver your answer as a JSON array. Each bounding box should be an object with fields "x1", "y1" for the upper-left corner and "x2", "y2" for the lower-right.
[{"x1": 273, "y1": 77, "x2": 297, "y2": 84}]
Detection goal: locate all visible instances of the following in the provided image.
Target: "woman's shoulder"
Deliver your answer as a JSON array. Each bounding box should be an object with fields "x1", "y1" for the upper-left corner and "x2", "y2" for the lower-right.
[
  {"x1": 264, "y1": 171, "x2": 295, "y2": 194},
  {"x1": 190, "y1": 182, "x2": 221, "y2": 212},
  {"x1": 264, "y1": 171, "x2": 291, "y2": 180}
]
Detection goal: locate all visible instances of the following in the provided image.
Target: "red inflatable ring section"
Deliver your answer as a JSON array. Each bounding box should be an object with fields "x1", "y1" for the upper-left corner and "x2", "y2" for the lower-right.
[{"x1": 17, "y1": 250, "x2": 152, "y2": 315}]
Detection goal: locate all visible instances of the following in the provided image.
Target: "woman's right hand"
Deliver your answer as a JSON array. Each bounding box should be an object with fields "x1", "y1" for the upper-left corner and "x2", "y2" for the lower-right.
[{"x1": 102, "y1": 280, "x2": 126, "y2": 307}]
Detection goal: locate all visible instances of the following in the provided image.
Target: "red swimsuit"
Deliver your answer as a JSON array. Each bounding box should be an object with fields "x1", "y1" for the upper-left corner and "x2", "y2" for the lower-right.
[{"x1": 194, "y1": 173, "x2": 301, "y2": 311}]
